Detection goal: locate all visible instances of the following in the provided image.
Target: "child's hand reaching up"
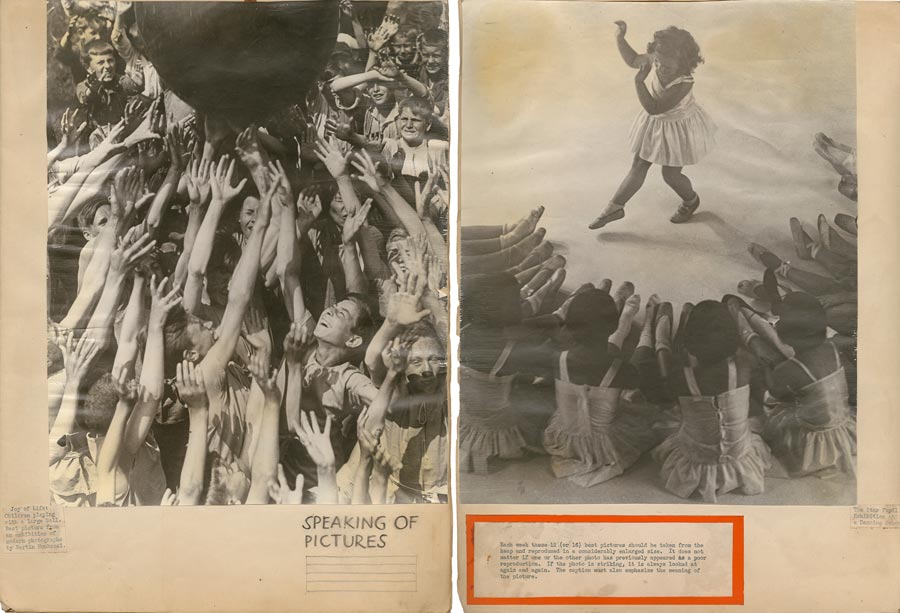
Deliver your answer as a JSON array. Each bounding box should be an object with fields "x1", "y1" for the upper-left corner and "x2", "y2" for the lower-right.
[
  {"x1": 297, "y1": 412, "x2": 335, "y2": 470},
  {"x1": 268, "y1": 464, "x2": 304, "y2": 504},
  {"x1": 175, "y1": 360, "x2": 208, "y2": 411}
]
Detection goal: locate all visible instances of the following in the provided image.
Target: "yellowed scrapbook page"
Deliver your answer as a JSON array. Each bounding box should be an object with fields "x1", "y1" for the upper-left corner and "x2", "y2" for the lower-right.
[
  {"x1": 457, "y1": 0, "x2": 899, "y2": 609},
  {"x1": 0, "y1": 1, "x2": 451, "y2": 611}
]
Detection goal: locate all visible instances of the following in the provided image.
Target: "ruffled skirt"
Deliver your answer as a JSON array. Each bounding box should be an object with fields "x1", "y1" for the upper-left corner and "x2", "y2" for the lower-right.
[
  {"x1": 459, "y1": 409, "x2": 529, "y2": 474},
  {"x1": 630, "y1": 105, "x2": 716, "y2": 167},
  {"x1": 543, "y1": 405, "x2": 659, "y2": 487},
  {"x1": 764, "y1": 409, "x2": 857, "y2": 477},
  {"x1": 652, "y1": 432, "x2": 771, "y2": 503}
]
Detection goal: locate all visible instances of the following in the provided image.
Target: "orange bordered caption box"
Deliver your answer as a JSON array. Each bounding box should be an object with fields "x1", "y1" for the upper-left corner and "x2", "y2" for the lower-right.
[{"x1": 466, "y1": 515, "x2": 743, "y2": 605}]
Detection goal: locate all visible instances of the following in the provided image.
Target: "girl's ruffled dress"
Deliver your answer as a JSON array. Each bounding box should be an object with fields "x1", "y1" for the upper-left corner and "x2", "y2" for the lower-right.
[
  {"x1": 630, "y1": 69, "x2": 716, "y2": 166},
  {"x1": 652, "y1": 358, "x2": 771, "y2": 503},
  {"x1": 459, "y1": 342, "x2": 529, "y2": 474},
  {"x1": 764, "y1": 343, "x2": 857, "y2": 476},
  {"x1": 543, "y1": 352, "x2": 658, "y2": 486}
]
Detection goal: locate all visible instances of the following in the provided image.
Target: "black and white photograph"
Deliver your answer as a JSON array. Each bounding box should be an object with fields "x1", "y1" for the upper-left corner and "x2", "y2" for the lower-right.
[
  {"x1": 459, "y1": 1, "x2": 857, "y2": 505},
  {"x1": 46, "y1": 0, "x2": 450, "y2": 506}
]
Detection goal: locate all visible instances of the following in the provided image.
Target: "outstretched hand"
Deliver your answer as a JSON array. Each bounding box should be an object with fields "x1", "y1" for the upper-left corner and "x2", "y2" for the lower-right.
[
  {"x1": 381, "y1": 336, "x2": 409, "y2": 375},
  {"x1": 59, "y1": 107, "x2": 87, "y2": 147},
  {"x1": 341, "y1": 199, "x2": 372, "y2": 246},
  {"x1": 386, "y1": 269, "x2": 431, "y2": 325},
  {"x1": 283, "y1": 321, "x2": 312, "y2": 366},
  {"x1": 350, "y1": 149, "x2": 388, "y2": 193},
  {"x1": 175, "y1": 359, "x2": 208, "y2": 410},
  {"x1": 367, "y1": 14, "x2": 400, "y2": 51},
  {"x1": 296, "y1": 411, "x2": 335, "y2": 470},
  {"x1": 110, "y1": 226, "x2": 156, "y2": 277},
  {"x1": 268, "y1": 463, "x2": 304, "y2": 504},
  {"x1": 61, "y1": 331, "x2": 101, "y2": 384},
  {"x1": 209, "y1": 154, "x2": 247, "y2": 204},
  {"x1": 314, "y1": 138, "x2": 350, "y2": 179},
  {"x1": 148, "y1": 275, "x2": 182, "y2": 328}
]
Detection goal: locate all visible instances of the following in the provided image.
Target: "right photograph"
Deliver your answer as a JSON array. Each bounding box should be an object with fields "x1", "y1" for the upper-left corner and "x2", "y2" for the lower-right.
[{"x1": 458, "y1": 0, "x2": 857, "y2": 505}]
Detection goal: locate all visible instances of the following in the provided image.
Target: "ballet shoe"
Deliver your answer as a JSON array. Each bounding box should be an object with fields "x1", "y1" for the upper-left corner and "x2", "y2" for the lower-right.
[
  {"x1": 818, "y1": 214, "x2": 857, "y2": 260},
  {"x1": 833, "y1": 213, "x2": 858, "y2": 236},
  {"x1": 589, "y1": 203, "x2": 625, "y2": 229},
  {"x1": 789, "y1": 217, "x2": 814, "y2": 260},
  {"x1": 670, "y1": 194, "x2": 700, "y2": 224},
  {"x1": 738, "y1": 280, "x2": 770, "y2": 302},
  {"x1": 748, "y1": 243, "x2": 783, "y2": 270}
]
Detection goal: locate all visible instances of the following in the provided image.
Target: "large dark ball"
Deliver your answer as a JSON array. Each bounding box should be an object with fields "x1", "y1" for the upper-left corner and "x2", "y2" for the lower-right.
[{"x1": 135, "y1": 1, "x2": 339, "y2": 123}]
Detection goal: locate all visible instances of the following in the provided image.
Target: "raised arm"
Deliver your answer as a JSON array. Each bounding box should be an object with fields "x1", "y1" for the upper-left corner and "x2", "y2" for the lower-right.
[
  {"x1": 634, "y1": 62, "x2": 693, "y2": 115},
  {"x1": 340, "y1": 200, "x2": 372, "y2": 295},
  {"x1": 145, "y1": 124, "x2": 192, "y2": 234},
  {"x1": 351, "y1": 149, "x2": 431, "y2": 240},
  {"x1": 297, "y1": 411, "x2": 338, "y2": 504},
  {"x1": 315, "y1": 137, "x2": 364, "y2": 215},
  {"x1": 95, "y1": 370, "x2": 139, "y2": 506},
  {"x1": 276, "y1": 172, "x2": 316, "y2": 323},
  {"x1": 174, "y1": 360, "x2": 209, "y2": 505},
  {"x1": 121, "y1": 276, "x2": 181, "y2": 461},
  {"x1": 365, "y1": 271, "x2": 430, "y2": 383},
  {"x1": 360, "y1": 338, "x2": 403, "y2": 436},
  {"x1": 282, "y1": 322, "x2": 310, "y2": 436},
  {"x1": 85, "y1": 227, "x2": 156, "y2": 353},
  {"x1": 200, "y1": 175, "x2": 273, "y2": 373},
  {"x1": 58, "y1": 198, "x2": 121, "y2": 331},
  {"x1": 49, "y1": 333, "x2": 100, "y2": 464},
  {"x1": 173, "y1": 156, "x2": 212, "y2": 289},
  {"x1": 48, "y1": 108, "x2": 87, "y2": 167},
  {"x1": 615, "y1": 21, "x2": 647, "y2": 68},
  {"x1": 184, "y1": 154, "x2": 247, "y2": 314},
  {"x1": 246, "y1": 352, "x2": 282, "y2": 504}
]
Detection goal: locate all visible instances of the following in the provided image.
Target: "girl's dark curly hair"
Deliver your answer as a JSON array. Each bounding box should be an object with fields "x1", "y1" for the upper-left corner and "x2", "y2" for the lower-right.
[{"x1": 647, "y1": 26, "x2": 704, "y2": 75}]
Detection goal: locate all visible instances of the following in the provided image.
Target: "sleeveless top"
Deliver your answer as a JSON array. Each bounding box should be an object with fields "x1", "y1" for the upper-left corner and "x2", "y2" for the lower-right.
[
  {"x1": 764, "y1": 343, "x2": 856, "y2": 476},
  {"x1": 458, "y1": 340, "x2": 529, "y2": 473},
  {"x1": 552, "y1": 351, "x2": 622, "y2": 431},
  {"x1": 652, "y1": 358, "x2": 771, "y2": 502},
  {"x1": 676, "y1": 358, "x2": 753, "y2": 463}
]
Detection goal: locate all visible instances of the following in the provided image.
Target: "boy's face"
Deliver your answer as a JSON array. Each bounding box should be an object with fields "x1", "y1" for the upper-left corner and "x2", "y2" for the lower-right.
[
  {"x1": 83, "y1": 203, "x2": 111, "y2": 241},
  {"x1": 89, "y1": 52, "x2": 117, "y2": 83},
  {"x1": 184, "y1": 315, "x2": 216, "y2": 362},
  {"x1": 405, "y1": 336, "x2": 444, "y2": 394},
  {"x1": 386, "y1": 234, "x2": 411, "y2": 273},
  {"x1": 72, "y1": 17, "x2": 103, "y2": 50},
  {"x1": 420, "y1": 44, "x2": 446, "y2": 76},
  {"x1": 392, "y1": 37, "x2": 417, "y2": 66},
  {"x1": 367, "y1": 82, "x2": 394, "y2": 108},
  {"x1": 397, "y1": 107, "x2": 429, "y2": 146},
  {"x1": 239, "y1": 196, "x2": 259, "y2": 240},
  {"x1": 328, "y1": 192, "x2": 349, "y2": 227},
  {"x1": 314, "y1": 299, "x2": 363, "y2": 349}
]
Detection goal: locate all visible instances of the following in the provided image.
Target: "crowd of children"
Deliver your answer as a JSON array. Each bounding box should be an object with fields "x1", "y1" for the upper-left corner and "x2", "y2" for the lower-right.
[
  {"x1": 460, "y1": 148, "x2": 857, "y2": 505},
  {"x1": 46, "y1": 0, "x2": 450, "y2": 506}
]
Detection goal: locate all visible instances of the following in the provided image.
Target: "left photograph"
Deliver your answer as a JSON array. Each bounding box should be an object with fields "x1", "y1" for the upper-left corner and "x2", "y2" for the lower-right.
[{"x1": 45, "y1": 0, "x2": 450, "y2": 507}]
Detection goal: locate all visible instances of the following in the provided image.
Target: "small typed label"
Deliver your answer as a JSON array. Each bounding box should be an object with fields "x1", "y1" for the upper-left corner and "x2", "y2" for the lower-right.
[{"x1": 3, "y1": 504, "x2": 67, "y2": 553}]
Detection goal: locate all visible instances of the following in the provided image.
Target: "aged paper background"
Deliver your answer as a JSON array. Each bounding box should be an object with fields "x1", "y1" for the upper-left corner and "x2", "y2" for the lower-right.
[
  {"x1": 0, "y1": 1, "x2": 452, "y2": 611},
  {"x1": 457, "y1": 0, "x2": 900, "y2": 610}
]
